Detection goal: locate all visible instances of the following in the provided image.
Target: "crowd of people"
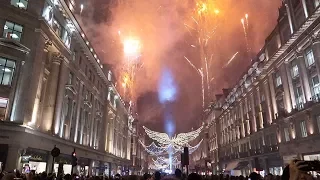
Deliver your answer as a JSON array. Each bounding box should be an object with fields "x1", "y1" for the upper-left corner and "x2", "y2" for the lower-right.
[{"x1": 1, "y1": 160, "x2": 319, "y2": 180}]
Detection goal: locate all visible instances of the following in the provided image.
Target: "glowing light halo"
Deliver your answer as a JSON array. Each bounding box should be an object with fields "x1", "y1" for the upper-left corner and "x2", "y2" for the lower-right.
[
  {"x1": 123, "y1": 38, "x2": 141, "y2": 56},
  {"x1": 143, "y1": 125, "x2": 203, "y2": 147}
]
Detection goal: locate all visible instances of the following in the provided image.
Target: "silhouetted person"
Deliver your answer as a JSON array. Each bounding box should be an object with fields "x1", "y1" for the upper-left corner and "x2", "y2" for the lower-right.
[
  {"x1": 143, "y1": 173, "x2": 151, "y2": 180},
  {"x1": 249, "y1": 172, "x2": 261, "y2": 180},
  {"x1": 154, "y1": 171, "x2": 161, "y2": 180},
  {"x1": 188, "y1": 173, "x2": 202, "y2": 180},
  {"x1": 175, "y1": 169, "x2": 182, "y2": 179}
]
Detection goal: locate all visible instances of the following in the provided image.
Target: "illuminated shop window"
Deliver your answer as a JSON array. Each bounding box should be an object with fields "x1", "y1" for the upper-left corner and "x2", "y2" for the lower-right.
[
  {"x1": 52, "y1": 18, "x2": 62, "y2": 38},
  {"x1": 275, "y1": 72, "x2": 282, "y2": 87},
  {"x1": 0, "y1": 57, "x2": 16, "y2": 86},
  {"x1": 311, "y1": 75, "x2": 320, "y2": 97},
  {"x1": 3, "y1": 21, "x2": 23, "y2": 42},
  {"x1": 291, "y1": 61, "x2": 299, "y2": 78},
  {"x1": 11, "y1": 0, "x2": 28, "y2": 9}
]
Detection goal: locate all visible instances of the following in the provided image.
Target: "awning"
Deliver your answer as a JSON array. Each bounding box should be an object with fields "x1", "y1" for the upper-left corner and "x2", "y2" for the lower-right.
[
  {"x1": 234, "y1": 161, "x2": 249, "y2": 170},
  {"x1": 225, "y1": 161, "x2": 239, "y2": 171}
]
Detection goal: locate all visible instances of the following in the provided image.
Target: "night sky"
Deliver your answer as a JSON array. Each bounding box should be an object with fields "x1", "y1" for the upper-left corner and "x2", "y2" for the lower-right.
[{"x1": 77, "y1": 0, "x2": 282, "y2": 133}]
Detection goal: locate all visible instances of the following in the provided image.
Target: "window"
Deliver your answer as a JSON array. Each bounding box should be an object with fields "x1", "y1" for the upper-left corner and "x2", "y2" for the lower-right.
[
  {"x1": 68, "y1": 72, "x2": 73, "y2": 85},
  {"x1": 62, "y1": 30, "x2": 71, "y2": 49},
  {"x1": 306, "y1": 49, "x2": 315, "y2": 67},
  {"x1": 42, "y1": 1, "x2": 53, "y2": 25},
  {"x1": 311, "y1": 75, "x2": 320, "y2": 96},
  {"x1": 295, "y1": 86, "x2": 303, "y2": 104},
  {"x1": 317, "y1": 115, "x2": 320, "y2": 133},
  {"x1": 300, "y1": 121, "x2": 307, "y2": 137},
  {"x1": 0, "y1": 57, "x2": 16, "y2": 86},
  {"x1": 108, "y1": 71, "x2": 112, "y2": 81},
  {"x1": 261, "y1": 94, "x2": 266, "y2": 102},
  {"x1": 291, "y1": 62, "x2": 299, "y2": 78},
  {"x1": 0, "y1": 98, "x2": 8, "y2": 120},
  {"x1": 284, "y1": 128, "x2": 290, "y2": 142},
  {"x1": 11, "y1": 0, "x2": 28, "y2": 9},
  {"x1": 52, "y1": 18, "x2": 62, "y2": 37},
  {"x1": 3, "y1": 21, "x2": 23, "y2": 42},
  {"x1": 72, "y1": 51, "x2": 76, "y2": 61},
  {"x1": 275, "y1": 73, "x2": 282, "y2": 87}
]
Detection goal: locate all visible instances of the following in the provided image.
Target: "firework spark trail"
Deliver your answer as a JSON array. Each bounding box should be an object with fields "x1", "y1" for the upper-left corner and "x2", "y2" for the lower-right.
[
  {"x1": 183, "y1": 56, "x2": 205, "y2": 109},
  {"x1": 224, "y1": 51, "x2": 239, "y2": 67},
  {"x1": 241, "y1": 18, "x2": 250, "y2": 53},
  {"x1": 204, "y1": 57, "x2": 210, "y2": 97},
  {"x1": 245, "y1": 14, "x2": 249, "y2": 30}
]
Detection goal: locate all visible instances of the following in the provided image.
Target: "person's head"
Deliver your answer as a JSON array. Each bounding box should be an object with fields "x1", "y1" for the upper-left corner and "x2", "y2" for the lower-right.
[
  {"x1": 1, "y1": 173, "x2": 16, "y2": 180},
  {"x1": 175, "y1": 169, "x2": 182, "y2": 178},
  {"x1": 249, "y1": 172, "x2": 261, "y2": 180},
  {"x1": 154, "y1": 171, "x2": 161, "y2": 180},
  {"x1": 114, "y1": 174, "x2": 121, "y2": 180},
  {"x1": 143, "y1": 173, "x2": 151, "y2": 180},
  {"x1": 188, "y1": 173, "x2": 202, "y2": 180}
]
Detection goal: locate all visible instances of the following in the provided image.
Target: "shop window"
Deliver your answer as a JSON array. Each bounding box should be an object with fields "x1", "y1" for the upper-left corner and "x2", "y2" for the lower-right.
[
  {"x1": 284, "y1": 128, "x2": 290, "y2": 142},
  {"x1": 0, "y1": 98, "x2": 8, "y2": 121},
  {"x1": 305, "y1": 49, "x2": 315, "y2": 67},
  {"x1": 0, "y1": 57, "x2": 16, "y2": 86},
  {"x1": 300, "y1": 121, "x2": 307, "y2": 138},
  {"x1": 11, "y1": 0, "x2": 28, "y2": 9},
  {"x1": 3, "y1": 21, "x2": 23, "y2": 42}
]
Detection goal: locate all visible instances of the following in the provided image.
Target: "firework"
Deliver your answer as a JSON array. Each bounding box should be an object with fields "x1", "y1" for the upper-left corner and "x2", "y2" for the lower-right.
[
  {"x1": 241, "y1": 18, "x2": 249, "y2": 53},
  {"x1": 245, "y1": 13, "x2": 249, "y2": 30},
  {"x1": 225, "y1": 51, "x2": 239, "y2": 67}
]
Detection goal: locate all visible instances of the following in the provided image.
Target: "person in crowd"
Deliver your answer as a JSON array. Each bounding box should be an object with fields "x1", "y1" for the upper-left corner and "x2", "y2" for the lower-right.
[
  {"x1": 249, "y1": 172, "x2": 262, "y2": 180},
  {"x1": 154, "y1": 171, "x2": 161, "y2": 180},
  {"x1": 114, "y1": 174, "x2": 121, "y2": 180},
  {"x1": 1, "y1": 173, "x2": 16, "y2": 180},
  {"x1": 174, "y1": 169, "x2": 182, "y2": 180},
  {"x1": 187, "y1": 173, "x2": 202, "y2": 180},
  {"x1": 143, "y1": 173, "x2": 151, "y2": 180}
]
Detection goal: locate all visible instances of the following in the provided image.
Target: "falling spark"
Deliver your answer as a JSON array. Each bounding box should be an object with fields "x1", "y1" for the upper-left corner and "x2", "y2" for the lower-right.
[
  {"x1": 191, "y1": 16, "x2": 199, "y2": 25},
  {"x1": 245, "y1": 13, "x2": 249, "y2": 30},
  {"x1": 80, "y1": 4, "x2": 84, "y2": 14},
  {"x1": 210, "y1": 77, "x2": 215, "y2": 82},
  {"x1": 184, "y1": 56, "x2": 199, "y2": 73},
  {"x1": 191, "y1": 45, "x2": 196, "y2": 48},
  {"x1": 241, "y1": 18, "x2": 249, "y2": 53},
  {"x1": 225, "y1": 52, "x2": 239, "y2": 67}
]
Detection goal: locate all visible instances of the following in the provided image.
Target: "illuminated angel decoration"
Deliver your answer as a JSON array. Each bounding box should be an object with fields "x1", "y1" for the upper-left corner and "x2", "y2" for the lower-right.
[{"x1": 143, "y1": 125, "x2": 203, "y2": 147}]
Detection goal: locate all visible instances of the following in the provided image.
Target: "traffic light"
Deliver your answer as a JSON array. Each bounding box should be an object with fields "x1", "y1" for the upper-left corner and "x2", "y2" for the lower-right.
[{"x1": 71, "y1": 149, "x2": 77, "y2": 166}]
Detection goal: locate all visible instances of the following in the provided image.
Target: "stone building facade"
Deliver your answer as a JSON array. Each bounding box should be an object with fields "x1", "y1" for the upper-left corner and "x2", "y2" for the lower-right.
[
  {"x1": 0, "y1": 0, "x2": 132, "y2": 176},
  {"x1": 194, "y1": 0, "x2": 320, "y2": 176}
]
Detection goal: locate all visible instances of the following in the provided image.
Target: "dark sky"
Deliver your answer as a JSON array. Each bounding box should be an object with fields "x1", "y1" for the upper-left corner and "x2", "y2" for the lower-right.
[{"x1": 77, "y1": 0, "x2": 282, "y2": 133}]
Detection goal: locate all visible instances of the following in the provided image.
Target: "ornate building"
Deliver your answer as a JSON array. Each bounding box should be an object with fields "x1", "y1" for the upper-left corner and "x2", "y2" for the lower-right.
[
  {"x1": 194, "y1": 0, "x2": 320, "y2": 176},
  {"x1": 0, "y1": 0, "x2": 133, "y2": 176}
]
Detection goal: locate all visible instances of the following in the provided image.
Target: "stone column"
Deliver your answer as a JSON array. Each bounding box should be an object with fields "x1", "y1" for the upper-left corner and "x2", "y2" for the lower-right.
[
  {"x1": 41, "y1": 53, "x2": 63, "y2": 132},
  {"x1": 281, "y1": 62, "x2": 295, "y2": 112},
  {"x1": 285, "y1": 3, "x2": 295, "y2": 34},
  {"x1": 73, "y1": 82, "x2": 84, "y2": 143},
  {"x1": 53, "y1": 60, "x2": 68, "y2": 136},
  {"x1": 296, "y1": 52, "x2": 312, "y2": 102},
  {"x1": 311, "y1": 35, "x2": 320, "y2": 83},
  {"x1": 301, "y1": 0, "x2": 309, "y2": 18},
  {"x1": 250, "y1": 93, "x2": 257, "y2": 132},
  {"x1": 264, "y1": 79, "x2": 273, "y2": 125},
  {"x1": 5, "y1": 145, "x2": 23, "y2": 171},
  {"x1": 268, "y1": 74, "x2": 278, "y2": 120}
]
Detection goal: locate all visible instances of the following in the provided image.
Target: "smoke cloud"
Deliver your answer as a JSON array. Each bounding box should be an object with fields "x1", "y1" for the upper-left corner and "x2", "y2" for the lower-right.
[{"x1": 77, "y1": 0, "x2": 282, "y2": 132}]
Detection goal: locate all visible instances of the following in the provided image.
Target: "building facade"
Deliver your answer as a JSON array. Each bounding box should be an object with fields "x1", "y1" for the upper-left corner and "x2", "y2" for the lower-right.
[
  {"x1": 0, "y1": 0, "x2": 133, "y2": 176},
  {"x1": 194, "y1": 0, "x2": 320, "y2": 176}
]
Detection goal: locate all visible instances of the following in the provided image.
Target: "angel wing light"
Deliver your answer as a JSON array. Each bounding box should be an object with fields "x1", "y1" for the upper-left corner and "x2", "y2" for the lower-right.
[{"x1": 143, "y1": 125, "x2": 203, "y2": 147}]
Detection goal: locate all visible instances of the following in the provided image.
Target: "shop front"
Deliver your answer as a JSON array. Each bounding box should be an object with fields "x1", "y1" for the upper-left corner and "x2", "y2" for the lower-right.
[
  {"x1": 21, "y1": 148, "x2": 49, "y2": 174},
  {"x1": 76, "y1": 158, "x2": 90, "y2": 176},
  {"x1": 0, "y1": 144, "x2": 8, "y2": 172},
  {"x1": 54, "y1": 154, "x2": 72, "y2": 175}
]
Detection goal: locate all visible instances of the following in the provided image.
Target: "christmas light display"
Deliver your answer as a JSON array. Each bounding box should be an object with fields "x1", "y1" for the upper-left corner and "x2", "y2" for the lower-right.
[
  {"x1": 152, "y1": 156, "x2": 181, "y2": 166},
  {"x1": 143, "y1": 125, "x2": 203, "y2": 147},
  {"x1": 139, "y1": 139, "x2": 203, "y2": 156}
]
